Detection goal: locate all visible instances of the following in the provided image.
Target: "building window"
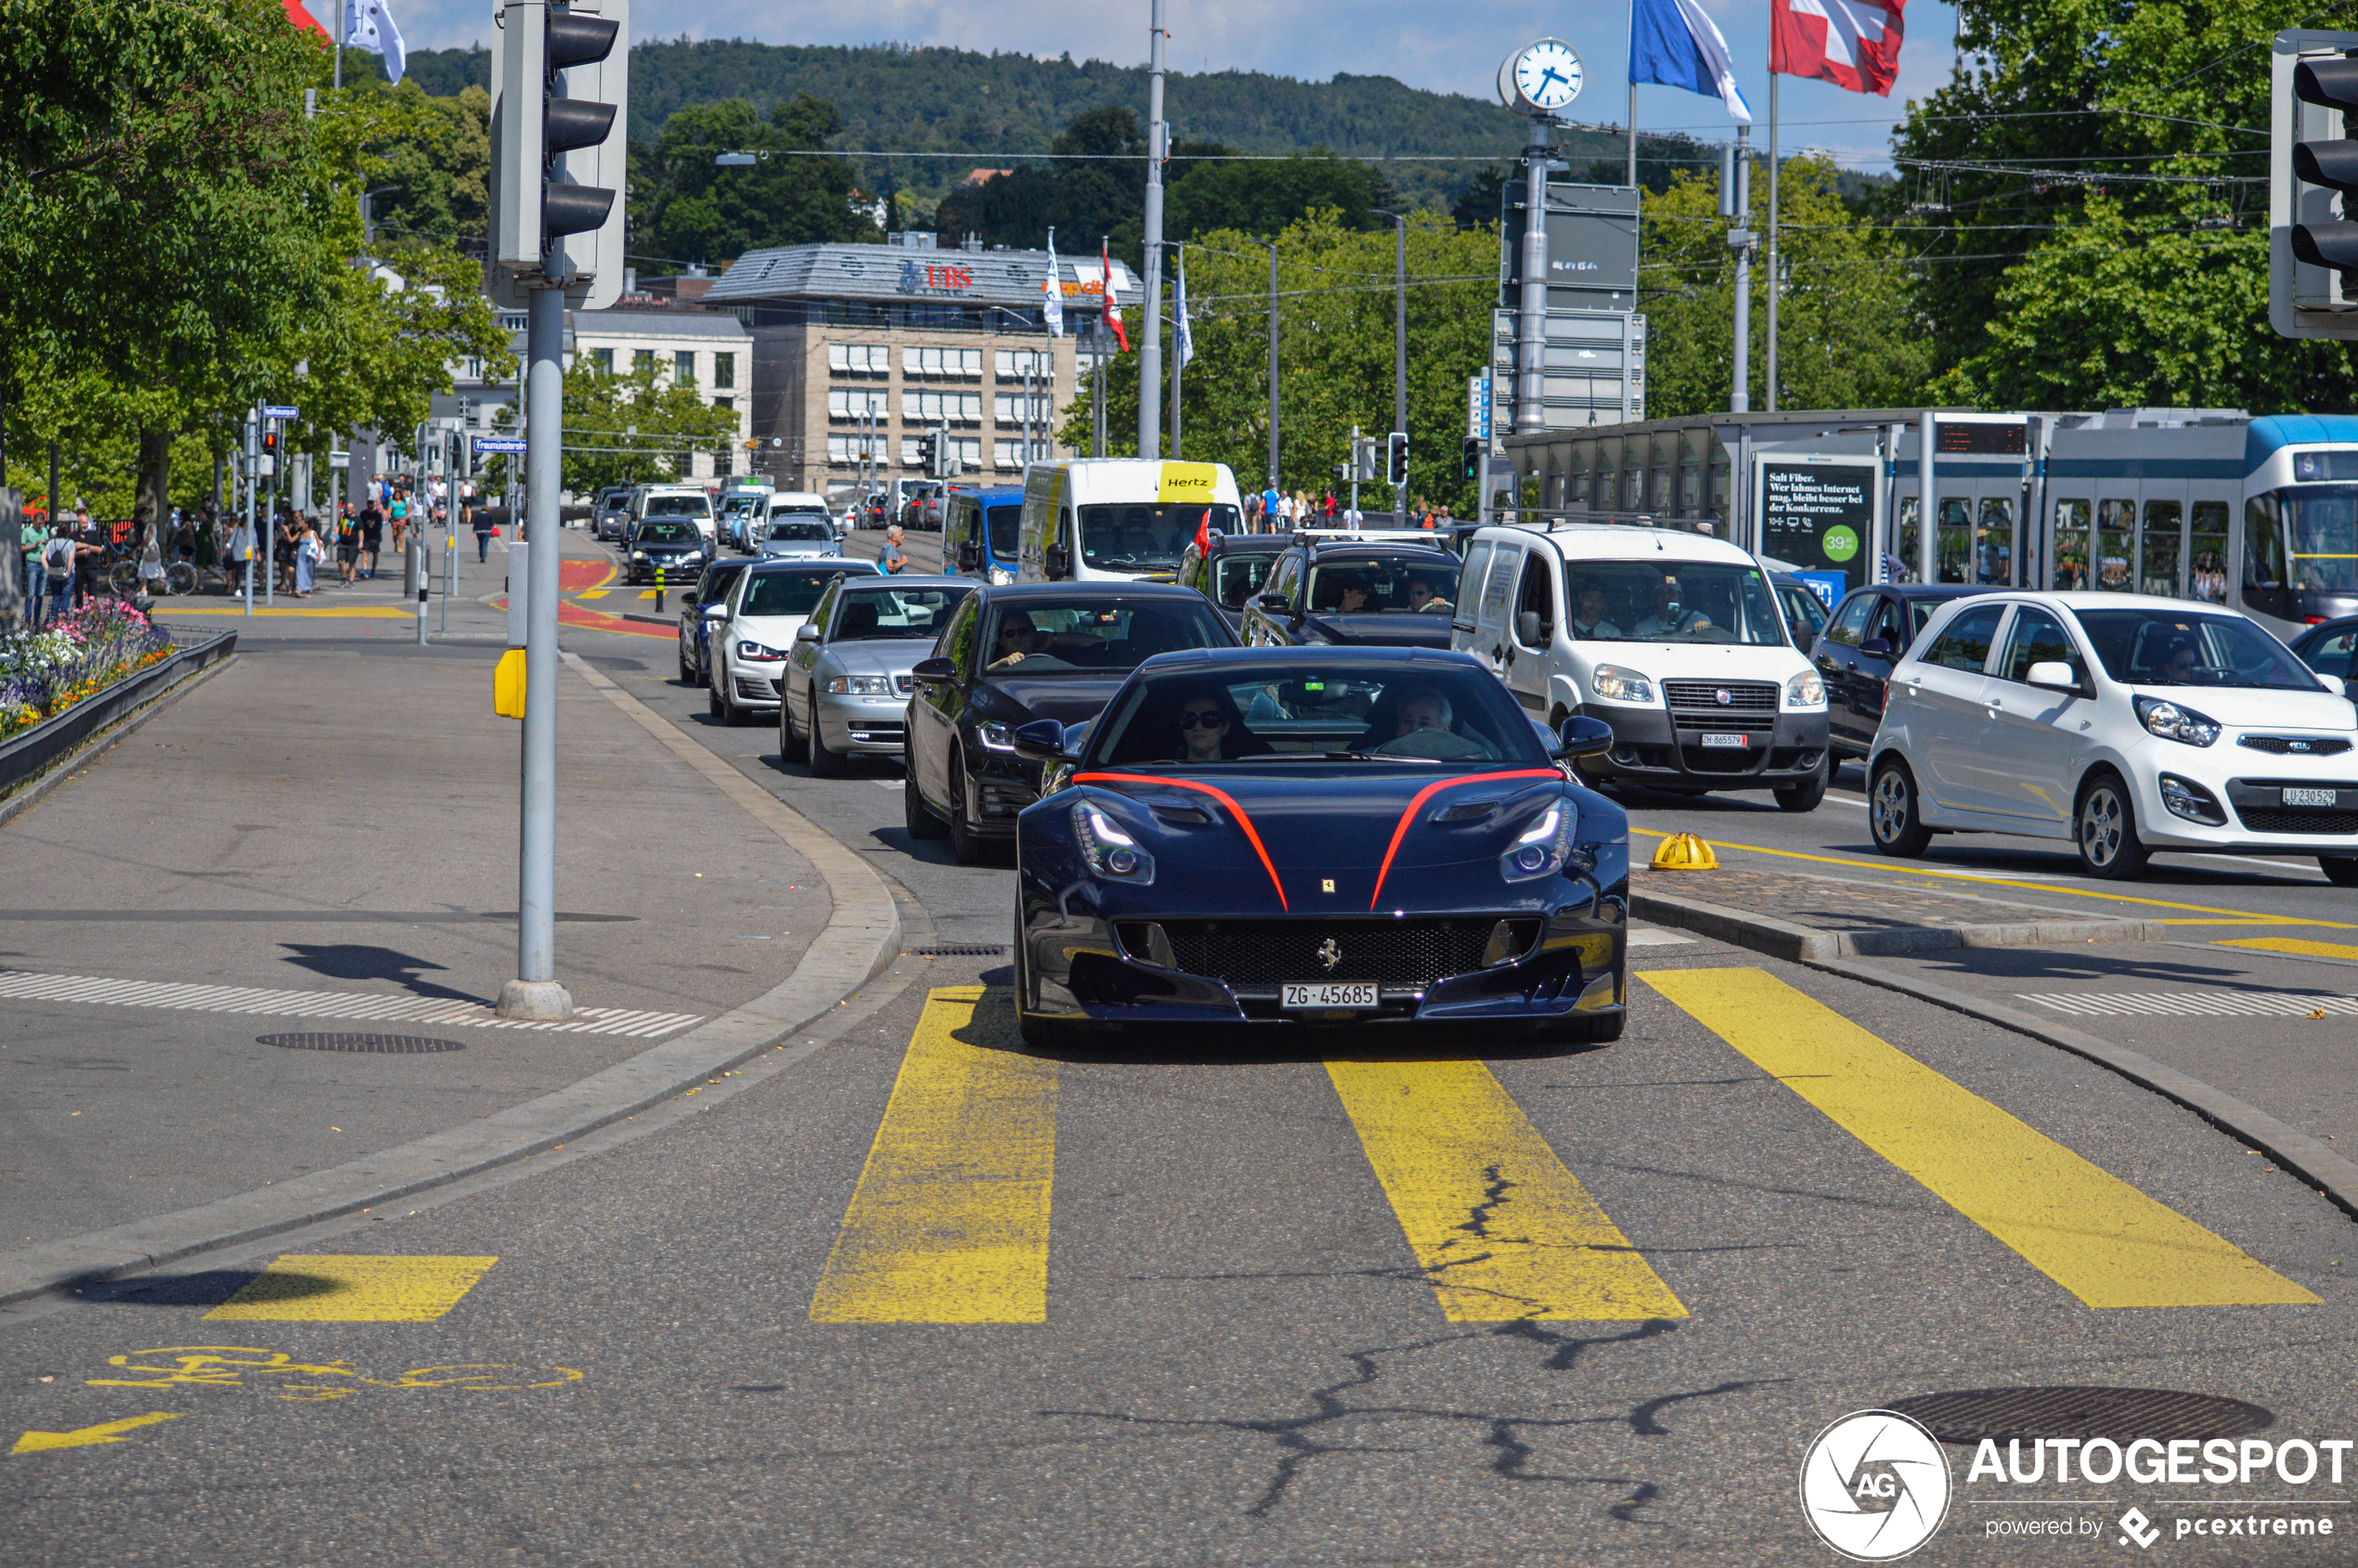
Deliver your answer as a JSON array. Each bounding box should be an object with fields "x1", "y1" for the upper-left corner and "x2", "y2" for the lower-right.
[
  {"x1": 827, "y1": 434, "x2": 885, "y2": 466},
  {"x1": 995, "y1": 349, "x2": 1051, "y2": 380},
  {"x1": 995, "y1": 440, "x2": 1046, "y2": 471},
  {"x1": 827, "y1": 343, "x2": 889, "y2": 376},
  {"x1": 827, "y1": 388, "x2": 887, "y2": 421},
  {"x1": 714, "y1": 396, "x2": 733, "y2": 412},
  {"x1": 903, "y1": 390, "x2": 982, "y2": 424},
  {"x1": 675, "y1": 349, "x2": 696, "y2": 383},
  {"x1": 992, "y1": 393, "x2": 1051, "y2": 425},
  {"x1": 591, "y1": 347, "x2": 614, "y2": 371},
  {"x1": 713, "y1": 352, "x2": 736, "y2": 390}
]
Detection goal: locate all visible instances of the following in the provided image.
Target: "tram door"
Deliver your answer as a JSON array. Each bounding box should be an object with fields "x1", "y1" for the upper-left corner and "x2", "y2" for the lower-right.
[{"x1": 1933, "y1": 486, "x2": 2023, "y2": 584}]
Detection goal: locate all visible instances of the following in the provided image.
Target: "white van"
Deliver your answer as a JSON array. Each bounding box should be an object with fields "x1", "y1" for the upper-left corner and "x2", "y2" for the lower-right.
[
  {"x1": 1016, "y1": 459, "x2": 1245, "y2": 583},
  {"x1": 1453, "y1": 525, "x2": 1832, "y2": 809},
  {"x1": 633, "y1": 485, "x2": 716, "y2": 549}
]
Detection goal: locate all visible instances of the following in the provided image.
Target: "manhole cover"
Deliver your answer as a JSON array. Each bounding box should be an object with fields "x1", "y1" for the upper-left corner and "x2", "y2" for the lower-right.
[
  {"x1": 1887, "y1": 1388, "x2": 2274, "y2": 1445},
  {"x1": 911, "y1": 945, "x2": 1005, "y2": 957},
  {"x1": 258, "y1": 1033, "x2": 466, "y2": 1055}
]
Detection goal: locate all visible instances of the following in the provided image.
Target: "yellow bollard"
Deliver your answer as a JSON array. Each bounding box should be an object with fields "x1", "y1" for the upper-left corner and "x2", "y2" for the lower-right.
[
  {"x1": 494, "y1": 648, "x2": 527, "y2": 719},
  {"x1": 1650, "y1": 832, "x2": 1718, "y2": 871}
]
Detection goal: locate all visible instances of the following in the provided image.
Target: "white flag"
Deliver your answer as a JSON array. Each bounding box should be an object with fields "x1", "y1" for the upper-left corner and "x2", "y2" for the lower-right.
[
  {"x1": 1043, "y1": 228, "x2": 1065, "y2": 338},
  {"x1": 345, "y1": 0, "x2": 407, "y2": 84},
  {"x1": 1174, "y1": 251, "x2": 1194, "y2": 369}
]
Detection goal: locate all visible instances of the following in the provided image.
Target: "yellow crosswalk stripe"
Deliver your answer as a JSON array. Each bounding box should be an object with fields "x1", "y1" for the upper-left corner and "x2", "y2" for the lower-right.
[
  {"x1": 202, "y1": 1255, "x2": 499, "y2": 1322},
  {"x1": 1640, "y1": 967, "x2": 2318, "y2": 1310},
  {"x1": 810, "y1": 987, "x2": 1056, "y2": 1324},
  {"x1": 1327, "y1": 1059, "x2": 1688, "y2": 1322},
  {"x1": 2216, "y1": 936, "x2": 2358, "y2": 962},
  {"x1": 577, "y1": 589, "x2": 610, "y2": 600}
]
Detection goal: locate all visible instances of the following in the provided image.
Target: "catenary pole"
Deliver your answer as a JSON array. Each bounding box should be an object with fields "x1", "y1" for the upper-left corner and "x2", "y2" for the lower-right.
[
  {"x1": 1392, "y1": 214, "x2": 1406, "y2": 518},
  {"x1": 1170, "y1": 246, "x2": 1183, "y2": 460},
  {"x1": 1514, "y1": 113, "x2": 1550, "y2": 437},
  {"x1": 1264, "y1": 240, "x2": 1280, "y2": 506},
  {"x1": 1766, "y1": 74, "x2": 1779, "y2": 412},
  {"x1": 499, "y1": 284, "x2": 571, "y2": 1021},
  {"x1": 1627, "y1": 82, "x2": 1639, "y2": 188},
  {"x1": 1138, "y1": 0, "x2": 1166, "y2": 458},
  {"x1": 1730, "y1": 125, "x2": 1753, "y2": 414}
]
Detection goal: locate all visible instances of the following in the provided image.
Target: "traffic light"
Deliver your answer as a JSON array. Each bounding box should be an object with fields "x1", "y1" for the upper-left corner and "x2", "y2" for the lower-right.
[
  {"x1": 916, "y1": 433, "x2": 938, "y2": 474},
  {"x1": 489, "y1": 0, "x2": 629, "y2": 310},
  {"x1": 1386, "y1": 431, "x2": 1409, "y2": 486},
  {"x1": 2272, "y1": 29, "x2": 2358, "y2": 339},
  {"x1": 1460, "y1": 437, "x2": 1482, "y2": 482}
]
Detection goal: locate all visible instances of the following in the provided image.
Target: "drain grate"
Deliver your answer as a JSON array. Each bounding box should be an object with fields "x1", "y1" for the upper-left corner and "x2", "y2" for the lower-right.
[
  {"x1": 259, "y1": 1032, "x2": 467, "y2": 1055},
  {"x1": 1887, "y1": 1387, "x2": 2274, "y2": 1445},
  {"x1": 910, "y1": 945, "x2": 1006, "y2": 957}
]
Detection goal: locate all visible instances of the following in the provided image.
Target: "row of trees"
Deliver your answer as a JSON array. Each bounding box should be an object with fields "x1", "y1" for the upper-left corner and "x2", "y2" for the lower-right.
[{"x1": 0, "y1": 1, "x2": 508, "y2": 525}]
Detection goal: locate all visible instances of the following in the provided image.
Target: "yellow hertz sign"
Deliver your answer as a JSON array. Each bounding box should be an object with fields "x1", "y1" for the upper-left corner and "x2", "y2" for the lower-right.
[{"x1": 1157, "y1": 462, "x2": 1220, "y2": 504}]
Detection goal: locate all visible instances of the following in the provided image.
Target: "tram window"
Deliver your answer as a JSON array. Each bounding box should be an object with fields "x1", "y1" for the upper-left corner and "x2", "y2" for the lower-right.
[
  {"x1": 2140, "y1": 499, "x2": 2183, "y2": 597},
  {"x1": 1975, "y1": 498, "x2": 2015, "y2": 586},
  {"x1": 2246, "y1": 496, "x2": 2286, "y2": 590},
  {"x1": 2189, "y1": 501, "x2": 2229, "y2": 604},
  {"x1": 1937, "y1": 498, "x2": 1972, "y2": 584},
  {"x1": 2286, "y1": 487, "x2": 2358, "y2": 592},
  {"x1": 2096, "y1": 499, "x2": 2136, "y2": 591},
  {"x1": 1896, "y1": 497, "x2": 1922, "y2": 583},
  {"x1": 2053, "y1": 499, "x2": 2091, "y2": 590}
]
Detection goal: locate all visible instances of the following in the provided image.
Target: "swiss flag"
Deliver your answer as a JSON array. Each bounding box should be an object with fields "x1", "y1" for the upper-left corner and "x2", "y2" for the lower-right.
[
  {"x1": 1771, "y1": 0, "x2": 1904, "y2": 96},
  {"x1": 281, "y1": 0, "x2": 330, "y2": 37}
]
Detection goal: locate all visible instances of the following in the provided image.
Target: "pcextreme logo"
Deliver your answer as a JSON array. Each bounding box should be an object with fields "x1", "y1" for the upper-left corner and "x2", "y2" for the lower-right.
[{"x1": 1800, "y1": 1410, "x2": 1954, "y2": 1561}]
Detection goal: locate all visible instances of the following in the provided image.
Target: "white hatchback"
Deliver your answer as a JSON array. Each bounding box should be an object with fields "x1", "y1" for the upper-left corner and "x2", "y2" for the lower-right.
[{"x1": 1867, "y1": 591, "x2": 2358, "y2": 880}]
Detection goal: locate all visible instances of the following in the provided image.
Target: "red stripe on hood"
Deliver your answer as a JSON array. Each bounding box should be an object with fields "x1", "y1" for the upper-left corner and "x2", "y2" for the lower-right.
[
  {"x1": 1071, "y1": 772, "x2": 1288, "y2": 912},
  {"x1": 1367, "y1": 771, "x2": 1562, "y2": 910}
]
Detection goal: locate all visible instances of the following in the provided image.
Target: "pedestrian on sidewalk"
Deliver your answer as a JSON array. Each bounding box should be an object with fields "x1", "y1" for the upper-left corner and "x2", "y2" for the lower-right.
[
  {"x1": 389, "y1": 489, "x2": 408, "y2": 556},
  {"x1": 19, "y1": 507, "x2": 45, "y2": 623},
  {"x1": 334, "y1": 508, "x2": 358, "y2": 584},
  {"x1": 473, "y1": 503, "x2": 495, "y2": 563},
  {"x1": 359, "y1": 500, "x2": 383, "y2": 579},
  {"x1": 275, "y1": 509, "x2": 299, "y2": 594},
  {"x1": 881, "y1": 525, "x2": 909, "y2": 576},
  {"x1": 294, "y1": 523, "x2": 320, "y2": 596},
  {"x1": 37, "y1": 526, "x2": 78, "y2": 625}
]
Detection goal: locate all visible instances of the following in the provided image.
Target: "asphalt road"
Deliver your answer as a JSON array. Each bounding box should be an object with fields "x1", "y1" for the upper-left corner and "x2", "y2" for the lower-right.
[{"x1": 6, "y1": 528, "x2": 2358, "y2": 1564}]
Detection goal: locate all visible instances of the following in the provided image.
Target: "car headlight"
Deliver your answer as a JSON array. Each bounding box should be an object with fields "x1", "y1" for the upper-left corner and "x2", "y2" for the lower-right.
[
  {"x1": 1073, "y1": 801, "x2": 1155, "y2": 883},
  {"x1": 736, "y1": 641, "x2": 785, "y2": 662},
  {"x1": 1785, "y1": 669, "x2": 1826, "y2": 708},
  {"x1": 631, "y1": 551, "x2": 647, "y2": 561},
  {"x1": 978, "y1": 719, "x2": 1017, "y2": 751},
  {"x1": 1499, "y1": 801, "x2": 1577, "y2": 882},
  {"x1": 1589, "y1": 664, "x2": 1655, "y2": 705},
  {"x1": 825, "y1": 674, "x2": 895, "y2": 695},
  {"x1": 2135, "y1": 695, "x2": 2220, "y2": 747}
]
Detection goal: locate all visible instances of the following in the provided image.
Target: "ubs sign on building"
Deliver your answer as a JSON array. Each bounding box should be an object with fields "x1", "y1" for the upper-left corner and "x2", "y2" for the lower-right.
[{"x1": 703, "y1": 238, "x2": 1141, "y2": 491}]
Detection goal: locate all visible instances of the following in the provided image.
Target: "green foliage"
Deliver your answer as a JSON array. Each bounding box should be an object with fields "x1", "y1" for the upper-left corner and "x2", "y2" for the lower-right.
[
  {"x1": 367, "y1": 83, "x2": 490, "y2": 251},
  {"x1": 629, "y1": 95, "x2": 881, "y2": 268},
  {"x1": 1060, "y1": 210, "x2": 1496, "y2": 505},
  {"x1": 933, "y1": 106, "x2": 1145, "y2": 254},
  {"x1": 485, "y1": 357, "x2": 741, "y2": 496},
  {"x1": 1642, "y1": 157, "x2": 1933, "y2": 419}
]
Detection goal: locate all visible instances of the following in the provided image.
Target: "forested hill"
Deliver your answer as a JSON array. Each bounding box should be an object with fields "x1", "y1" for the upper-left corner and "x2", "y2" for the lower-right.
[{"x1": 400, "y1": 39, "x2": 1649, "y2": 208}]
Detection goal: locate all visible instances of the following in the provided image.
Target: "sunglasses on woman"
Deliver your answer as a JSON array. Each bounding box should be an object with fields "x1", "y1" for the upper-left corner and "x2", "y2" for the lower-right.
[{"x1": 1178, "y1": 710, "x2": 1224, "y2": 729}]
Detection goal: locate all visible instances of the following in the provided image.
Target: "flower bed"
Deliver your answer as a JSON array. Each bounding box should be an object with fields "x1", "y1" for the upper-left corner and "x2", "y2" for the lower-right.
[{"x1": 0, "y1": 603, "x2": 176, "y2": 741}]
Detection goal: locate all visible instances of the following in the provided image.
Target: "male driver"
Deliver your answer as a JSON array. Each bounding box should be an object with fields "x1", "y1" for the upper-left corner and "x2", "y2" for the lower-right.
[
  {"x1": 1406, "y1": 575, "x2": 1453, "y2": 615},
  {"x1": 1570, "y1": 582, "x2": 1621, "y2": 640},
  {"x1": 1394, "y1": 686, "x2": 1452, "y2": 738},
  {"x1": 989, "y1": 611, "x2": 1050, "y2": 668},
  {"x1": 1635, "y1": 575, "x2": 1710, "y2": 639}
]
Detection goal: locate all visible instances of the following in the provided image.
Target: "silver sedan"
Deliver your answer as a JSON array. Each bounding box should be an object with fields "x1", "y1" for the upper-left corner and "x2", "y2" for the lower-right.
[
  {"x1": 780, "y1": 575, "x2": 974, "y2": 776},
  {"x1": 758, "y1": 516, "x2": 842, "y2": 560}
]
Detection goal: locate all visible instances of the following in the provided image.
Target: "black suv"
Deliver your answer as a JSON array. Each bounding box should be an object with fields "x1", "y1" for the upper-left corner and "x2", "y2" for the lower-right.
[
  {"x1": 1174, "y1": 530, "x2": 1289, "y2": 632},
  {"x1": 1237, "y1": 535, "x2": 1465, "y2": 649}
]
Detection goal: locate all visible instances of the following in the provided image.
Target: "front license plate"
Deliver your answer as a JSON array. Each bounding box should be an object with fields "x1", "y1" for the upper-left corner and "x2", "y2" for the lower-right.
[
  {"x1": 1283, "y1": 981, "x2": 1379, "y2": 1011},
  {"x1": 1700, "y1": 732, "x2": 1750, "y2": 749},
  {"x1": 2285, "y1": 787, "x2": 2339, "y2": 807}
]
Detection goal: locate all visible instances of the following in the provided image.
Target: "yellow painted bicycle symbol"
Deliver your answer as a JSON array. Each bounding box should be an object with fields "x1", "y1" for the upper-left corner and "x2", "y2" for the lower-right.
[{"x1": 88, "y1": 1346, "x2": 584, "y2": 1402}]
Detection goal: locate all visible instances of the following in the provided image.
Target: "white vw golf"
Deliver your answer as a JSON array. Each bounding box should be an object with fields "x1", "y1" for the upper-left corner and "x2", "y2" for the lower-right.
[{"x1": 1867, "y1": 591, "x2": 2358, "y2": 880}]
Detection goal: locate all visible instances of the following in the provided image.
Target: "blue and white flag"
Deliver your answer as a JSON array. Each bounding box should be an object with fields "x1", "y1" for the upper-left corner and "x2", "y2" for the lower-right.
[
  {"x1": 1043, "y1": 228, "x2": 1065, "y2": 338},
  {"x1": 1629, "y1": 0, "x2": 1751, "y2": 123},
  {"x1": 344, "y1": 0, "x2": 406, "y2": 84},
  {"x1": 1174, "y1": 250, "x2": 1194, "y2": 369}
]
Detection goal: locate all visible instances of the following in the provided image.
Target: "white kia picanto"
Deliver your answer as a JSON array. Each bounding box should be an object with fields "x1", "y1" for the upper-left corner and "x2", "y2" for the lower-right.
[{"x1": 1867, "y1": 591, "x2": 2358, "y2": 880}]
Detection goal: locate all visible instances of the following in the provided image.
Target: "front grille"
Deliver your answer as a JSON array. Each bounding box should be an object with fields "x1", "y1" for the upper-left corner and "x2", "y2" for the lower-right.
[
  {"x1": 2235, "y1": 806, "x2": 2358, "y2": 835},
  {"x1": 1663, "y1": 679, "x2": 1780, "y2": 714},
  {"x1": 2238, "y1": 734, "x2": 2353, "y2": 757},
  {"x1": 895, "y1": 674, "x2": 914, "y2": 694},
  {"x1": 1146, "y1": 918, "x2": 1527, "y2": 990}
]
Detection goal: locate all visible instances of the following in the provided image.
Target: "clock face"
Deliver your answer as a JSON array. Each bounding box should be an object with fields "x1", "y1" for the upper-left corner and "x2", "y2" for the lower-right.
[{"x1": 1513, "y1": 40, "x2": 1583, "y2": 111}]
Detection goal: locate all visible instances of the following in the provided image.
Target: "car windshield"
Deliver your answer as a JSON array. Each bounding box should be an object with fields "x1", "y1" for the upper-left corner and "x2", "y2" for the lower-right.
[
  {"x1": 2073, "y1": 608, "x2": 2323, "y2": 691},
  {"x1": 985, "y1": 504, "x2": 1022, "y2": 559},
  {"x1": 1091, "y1": 663, "x2": 1549, "y2": 767},
  {"x1": 635, "y1": 521, "x2": 698, "y2": 544},
  {"x1": 981, "y1": 600, "x2": 1230, "y2": 675},
  {"x1": 645, "y1": 494, "x2": 710, "y2": 518},
  {"x1": 1212, "y1": 553, "x2": 1277, "y2": 608},
  {"x1": 742, "y1": 569, "x2": 862, "y2": 617},
  {"x1": 766, "y1": 521, "x2": 833, "y2": 542},
  {"x1": 1303, "y1": 556, "x2": 1460, "y2": 615},
  {"x1": 835, "y1": 586, "x2": 971, "y2": 641},
  {"x1": 1077, "y1": 502, "x2": 1243, "y2": 573},
  {"x1": 1565, "y1": 560, "x2": 1787, "y2": 645}
]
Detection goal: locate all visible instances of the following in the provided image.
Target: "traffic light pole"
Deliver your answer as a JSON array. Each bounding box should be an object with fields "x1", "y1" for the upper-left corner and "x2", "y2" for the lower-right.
[{"x1": 499, "y1": 283, "x2": 572, "y2": 1022}]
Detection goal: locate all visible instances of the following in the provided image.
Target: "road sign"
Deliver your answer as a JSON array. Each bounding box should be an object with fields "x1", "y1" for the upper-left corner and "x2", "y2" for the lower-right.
[
  {"x1": 263, "y1": 404, "x2": 300, "y2": 420},
  {"x1": 477, "y1": 437, "x2": 527, "y2": 453},
  {"x1": 330, "y1": 452, "x2": 350, "y2": 470},
  {"x1": 1467, "y1": 375, "x2": 1492, "y2": 440}
]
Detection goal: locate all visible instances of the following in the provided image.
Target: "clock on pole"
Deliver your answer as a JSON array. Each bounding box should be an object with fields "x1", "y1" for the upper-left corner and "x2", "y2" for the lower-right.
[{"x1": 1499, "y1": 38, "x2": 1584, "y2": 115}]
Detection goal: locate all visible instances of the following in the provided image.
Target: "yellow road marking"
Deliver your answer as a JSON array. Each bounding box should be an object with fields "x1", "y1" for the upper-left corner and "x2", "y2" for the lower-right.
[
  {"x1": 810, "y1": 987, "x2": 1056, "y2": 1324},
  {"x1": 2217, "y1": 936, "x2": 2358, "y2": 962},
  {"x1": 1640, "y1": 967, "x2": 2317, "y2": 1309},
  {"x1": 11, "y1": 1413, "x2": 182, "y2": 1455},
  {"x1": 162, "y1": 606, "x2": 417, "y2": 619},
  {"x1": 202, "y1": 1255, "x2": 499, "y2": 1322},
  {"x1": 577, "y1": 589, "x2": 610, "y2": 600},
  {"x1": 637, "y1": 589, "x2": 661, "y2": 600},
  {"x1": 1627, "y1": 826, "x2": 2353, "y2": 929},
  {"x1": 1326, "y1": 1059, "x2": 1688, "y2": 1322}
]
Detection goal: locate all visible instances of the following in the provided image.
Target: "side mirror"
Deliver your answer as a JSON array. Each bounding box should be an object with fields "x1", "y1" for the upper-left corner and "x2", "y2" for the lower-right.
[
  {"x1": 1859, "y1": 637, "x2": 1894, "y2": 658},
  {"x1": 2318, "y1": 671, "x2": 2348, "y2": 697},
  {"x1": 1554, "y1": 714, "x2": 1614, "y2": 759},
  {"x1": 912, "y1": 656, "x2": 956, "y2": 683},
  {"x1": 795, "y1": 623, "x2": 822, "y2": 643},
  {"x1": 1516, "y1": 610, "x2": 1547, "y2": 646},
  {"x1": 1793, "y1": 627, "x2": 1816, "y2": 654},
  {"x1": 1011, "y1": 718, "x2": 1070, "y2": 762},
  {"x1": 679, "y1": 590, "x2": 698, "y2": 607},
  {"x1": 955, "y1": 541, "x2": 980, "y2": 571},
  {"x1": 1256, "y1": 592, "x2": 1290, "y2": 614},
  {"x1": 1043, "y1": 545, "x2": 1070, "y2": 578},
  {"x1": 701, "y1": 603, "x2": 730, "y2": 621},
  {"x1": 2026, "y1": 660, "x2": 2083, "y2": 693}
]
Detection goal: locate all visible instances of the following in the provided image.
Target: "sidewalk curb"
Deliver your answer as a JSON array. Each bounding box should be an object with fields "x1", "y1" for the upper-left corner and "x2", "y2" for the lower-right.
[
  {"x1": 1630, "y1": 883, "x2": 2167, "y2": 960},
  {"x1": 1797, "y1": 954, "x2": 2358, "y2": 1226},
  {"x1": 0, "y1": 654, "x2": 900, "y2": 1308}
]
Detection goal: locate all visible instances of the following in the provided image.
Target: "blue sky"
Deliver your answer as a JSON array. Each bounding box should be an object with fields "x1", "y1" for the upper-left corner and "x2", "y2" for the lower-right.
[{"x1": 385, "y1": 0, "x2": 1960, "y2": 171}]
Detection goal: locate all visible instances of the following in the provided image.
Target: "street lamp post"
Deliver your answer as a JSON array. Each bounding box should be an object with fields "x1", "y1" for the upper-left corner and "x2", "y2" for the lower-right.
[
  {"x1": 1373, "y1": 209, "x2": 1408, "y2": 521},
  {"x1": 1263, "y1": 240, "x2": 1280, "y2": 517}
]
